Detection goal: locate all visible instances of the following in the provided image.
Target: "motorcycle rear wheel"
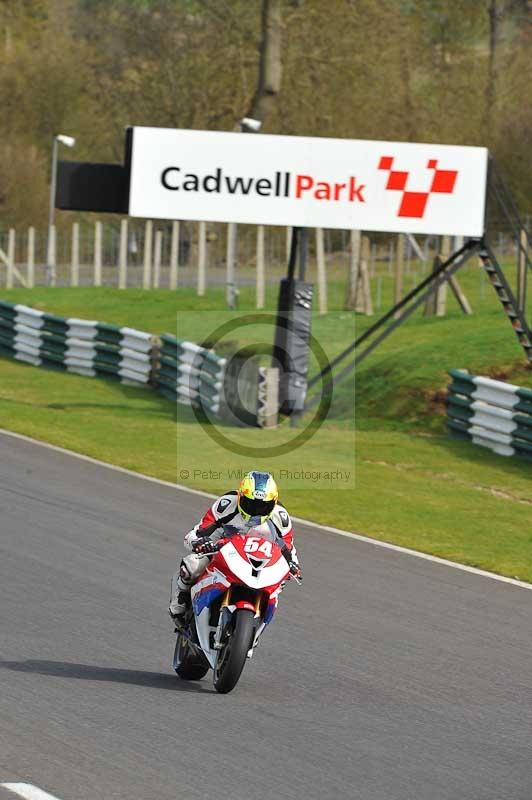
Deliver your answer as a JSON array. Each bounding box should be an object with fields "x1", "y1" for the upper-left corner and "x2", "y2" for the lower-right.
[
  {"x1": 213, "y1": 609, "x2": 255, "y2": 694},
  {"x1": 173, "y1": 634, "x2": 210, "y2": 681}
]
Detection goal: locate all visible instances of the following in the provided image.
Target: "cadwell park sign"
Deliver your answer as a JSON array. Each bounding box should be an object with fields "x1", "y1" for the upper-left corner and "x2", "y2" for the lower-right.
[
  {"x1": 127, "y1": 127, "x2": 488, "y2": 237},
  {"x1": 56, "y1": 125, "x2": 489, "y2": 239}
]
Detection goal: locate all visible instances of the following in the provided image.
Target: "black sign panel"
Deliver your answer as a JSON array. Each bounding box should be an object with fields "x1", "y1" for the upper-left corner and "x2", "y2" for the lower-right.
[{"x1": 56, "y1": 161, "x2": 129, "y2": 214}]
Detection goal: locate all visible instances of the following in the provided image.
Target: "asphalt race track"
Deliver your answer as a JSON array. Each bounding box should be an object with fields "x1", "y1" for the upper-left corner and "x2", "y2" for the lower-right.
[{"x1": 1, "y1": 432, "x2": 531, "y2": 800}]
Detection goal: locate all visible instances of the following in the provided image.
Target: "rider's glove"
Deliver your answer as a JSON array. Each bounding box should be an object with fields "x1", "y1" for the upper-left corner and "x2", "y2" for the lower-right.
[
  {"x1": 184, "y1": 530, "x2": 198, "y2": 550},
  {"x1": 289, "y1": 561, "x2": 302, "y2": 581},
  {"x1": 192, "y1": 537, "x2": 218, "y2": 555}
]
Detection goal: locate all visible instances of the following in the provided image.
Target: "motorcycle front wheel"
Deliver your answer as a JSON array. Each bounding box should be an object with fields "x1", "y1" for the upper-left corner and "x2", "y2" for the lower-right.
[
  {"x1": 173, "y1": 633, "x2": 210, "y2": 681},
  {"x1": 213, "y1": 609, "x2": 255, "y2": 694}
]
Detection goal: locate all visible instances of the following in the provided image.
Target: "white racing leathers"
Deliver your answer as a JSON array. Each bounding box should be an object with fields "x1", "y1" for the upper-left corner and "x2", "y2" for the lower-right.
[{"x1": 170, "y1": 491, "x2": 298, "y2": 616}]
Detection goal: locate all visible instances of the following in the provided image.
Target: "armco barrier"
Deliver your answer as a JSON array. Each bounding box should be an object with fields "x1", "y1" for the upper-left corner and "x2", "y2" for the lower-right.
[
  {"x1": 0, "y1": 300, "x2": 230, "y2": 417},
  {"x1": 446, "y1": 369, "x2": 532, "y2": 461},
  {"x1": 155, "y1": 334, "x2": 226, "y2": 414},
  {"x1": 0, "y1": 300, "x2": 153, "y2": 385},
  {"x1": 0, "y1": 301, "x2": 282, "y2": 423}
]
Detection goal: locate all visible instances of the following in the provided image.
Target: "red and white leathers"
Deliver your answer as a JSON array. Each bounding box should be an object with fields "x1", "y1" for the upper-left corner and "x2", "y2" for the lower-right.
[{"x1": 169, "y1": 491, "x2": 299, "y2": 618}]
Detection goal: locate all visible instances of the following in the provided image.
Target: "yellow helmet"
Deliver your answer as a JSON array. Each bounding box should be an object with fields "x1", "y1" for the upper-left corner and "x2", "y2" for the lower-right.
[{"x1": 238, "y1": 471, "x2": 278, "y2": 522}]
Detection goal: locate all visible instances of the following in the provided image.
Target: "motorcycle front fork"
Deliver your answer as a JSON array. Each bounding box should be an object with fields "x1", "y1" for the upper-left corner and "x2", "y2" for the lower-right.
[{"x1": 213, "y1": 588, "x2": 265, "y2": 654}]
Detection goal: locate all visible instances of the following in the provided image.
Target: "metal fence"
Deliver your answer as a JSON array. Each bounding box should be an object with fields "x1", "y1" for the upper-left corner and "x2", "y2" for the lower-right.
[{"x1": 0, "y1": 217, "x2": 529, "y2": 310}]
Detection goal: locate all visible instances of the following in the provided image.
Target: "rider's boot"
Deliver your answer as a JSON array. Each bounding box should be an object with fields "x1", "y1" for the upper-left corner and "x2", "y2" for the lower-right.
[{"x1": 169, "y1": 564, "x2": 192, "y2": 629}]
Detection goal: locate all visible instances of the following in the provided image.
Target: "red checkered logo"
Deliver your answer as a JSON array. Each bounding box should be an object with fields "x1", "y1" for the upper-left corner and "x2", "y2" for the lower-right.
[{"x1": 378, "y1": 156, "x2": 458, "y2": 218}]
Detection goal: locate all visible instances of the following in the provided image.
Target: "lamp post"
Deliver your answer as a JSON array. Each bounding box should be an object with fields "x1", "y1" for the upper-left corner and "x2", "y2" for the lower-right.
[{"x1": 47, "y1": 133, "x2": 76, "y2": 285}]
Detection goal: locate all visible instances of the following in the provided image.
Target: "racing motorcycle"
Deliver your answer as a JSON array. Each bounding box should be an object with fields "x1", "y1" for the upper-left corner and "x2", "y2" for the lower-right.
[{"x1": 172, "y1": 527, "x2": 299, "y2": 694}]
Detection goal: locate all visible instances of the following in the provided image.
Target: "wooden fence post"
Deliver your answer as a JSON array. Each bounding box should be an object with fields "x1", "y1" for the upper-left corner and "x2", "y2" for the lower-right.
[
  {"x1": 47, "y1": 224, "x2": 56, "y2": 286},
  {"x1": 94, "y1": 221, "x2": 102, "y2": 287},
  {"x1": 345, "y1": 230, "x2": 361, "y2": 311},
  {"x1": 435, "y1": 235, "x2": 450, "y2": 316},
  {"x1": 394, "y1": 233, "x2": 404, "y2": 318},
  {"x1": 27, "y1": 227, "x2": 35, "y2": 288},
  {"x1": 225, "y1": 222, "x2": 236, "y2": 307},
  {"x1": 370, "y1": 241, "x2": 377, "y2": 278},
  {"x1": 256, "y1": 224, "x2": 265, "y2": 309},
  {"x1": 197, "y1": 221, "x2": 207, "y2": 296},
  {"x1": 118, "y1": 218, "x2": 128, "y2": 289},
  {"x1": 153, "y1": 229, "x2": 163, "y2": 289},
  {"x1": 518, "y1": 228, "x2": 528, "y2": 313},
  {"x1": 315, "y1": 227, "x2": 328, "y2": 315},
  {"x1": 169, "y1": 221, "x2": 179, "y2": 290},
  {"x1": 448, "y1": 273, "x2": 473, "y2": 315},
  {"x1": 71, "y1": 222, "x2": 79, "y2": 287},
  {"x1": 424, "y1": 252, "x2": 440, "y2": 317},
  {"x1": 388, "y1": 239, "x2": 394, "y2": 275},
  {"x1": 6, "y1": 228, "x2": 15, "y2": 289},
  {"x1": 143, "y1": 220, "x2": 153, "y2": 290},
  {"x1": 425, "y1": 237, "x2": 470, "y2": 316},
  {"x1": 359, "y1": 235, "x2": 373, "y2": 315},
  {"x1": 447, "y1": 235, "x2": 472, "y2": 315},
  {"x1": 286, "y1": 227, "x2": 292, "y2": 264}
]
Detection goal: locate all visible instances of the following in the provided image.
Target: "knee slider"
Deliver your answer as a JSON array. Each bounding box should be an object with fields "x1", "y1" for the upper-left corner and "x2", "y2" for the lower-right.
[{"x1": 179, "y1": 560, "x2": 193, "y2": 586}]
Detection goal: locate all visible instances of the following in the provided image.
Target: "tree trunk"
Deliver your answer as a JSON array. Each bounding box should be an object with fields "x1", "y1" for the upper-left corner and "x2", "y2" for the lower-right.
[
  {"x1": 485, "y1": 1, "x2": 505, "y2": 138},
  {"x1": 246, "y1": 0, "x2": 282, "y2": 125},
  {"x1": 400, "y1": 48, "x2": 415, "y2": 141}
]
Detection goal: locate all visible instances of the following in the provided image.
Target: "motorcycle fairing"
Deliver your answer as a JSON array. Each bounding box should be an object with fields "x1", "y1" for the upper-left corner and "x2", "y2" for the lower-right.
[
  {"x1": 219, "y1": 541, "x2": 288, "y2": 590},
  {"x1": 189, "y1": 534, "x2": 291, "y2": 670},
  {"x1": 192, "y1": 579, "x2": 228, "y2": 617},
  {"x1": 191, "y1": 568, "x2": 230, "y2": 668}
]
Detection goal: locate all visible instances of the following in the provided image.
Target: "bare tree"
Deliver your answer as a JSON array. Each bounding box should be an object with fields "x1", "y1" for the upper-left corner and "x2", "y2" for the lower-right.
[
  {"x1": 245, "y1": 0, "x2": 282, "y2": 125},
  {"x1": 485, "y1": 0, "x2": 506, "y2": 137}
]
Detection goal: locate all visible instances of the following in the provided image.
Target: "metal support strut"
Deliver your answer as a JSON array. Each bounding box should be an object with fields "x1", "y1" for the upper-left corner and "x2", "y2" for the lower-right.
[
  {"x1": 479, "y1": 241, "x2": 532, "y2": 362},
  {"x1": 304, "y1": 239, "x2": 480, "y2": 411}
]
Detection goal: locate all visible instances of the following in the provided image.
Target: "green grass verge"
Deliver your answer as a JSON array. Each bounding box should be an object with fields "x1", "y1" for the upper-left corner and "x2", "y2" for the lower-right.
[{"x1": 0, "y1": 284, "x2": 531, "y2": 581}]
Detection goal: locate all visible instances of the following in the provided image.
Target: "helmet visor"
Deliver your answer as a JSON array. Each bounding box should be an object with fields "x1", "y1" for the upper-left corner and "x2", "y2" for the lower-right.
[{"x1": 239, "y1": 494, "x2": 275, "y2": 519}]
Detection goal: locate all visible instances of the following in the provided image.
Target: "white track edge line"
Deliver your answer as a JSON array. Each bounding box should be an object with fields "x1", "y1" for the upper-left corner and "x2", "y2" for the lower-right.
[
  {"x1": 1, "y1": 427, "x2": 531, "y2": 592},
  {"x1": 1, "y1": 783, "x2": 63, "y2": 800}
]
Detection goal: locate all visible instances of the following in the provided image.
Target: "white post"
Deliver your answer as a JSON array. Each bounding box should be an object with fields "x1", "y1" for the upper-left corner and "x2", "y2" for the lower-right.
[
  {"x1": 315, "y1": 227, "x2": 328, "y2": 315},
  {"x1": 169, "y1": 220, "x2": 179, "y2": 290},
  {"x1": 6, "y1": 228, "x2": 15, "y2": 289},
  {"x1": 360, "y1": 235, "x2": 373, "y2": 315},
  {"x1": 345, "y1": 230, "x2": 361, "y2": 311},
  {"x1": 48, "y1": 224, "x2": 56, "y2": 287},
  {"x1": 46, "y1": 136, "x2": 59, "y2": 286},
  {"x1": 27, "y1": 227, "x2": 35, "y2": 288},
  {"x1": 394, "y1": 233, "x2": 404, "y2": 319},
  {"x1": 143, "y1": 220, "x2": 153, "y2": 290},
  {"x1": 436, "y1": 235, "x2": 450, "y2": 316},
  {"x1": 94, "y1": 221, "x2": 102, "y2": 287},
  {"x1": 518, "y1": 229, "x2": 527, "y2": 313},
  {"x1": 371, "y1": 242, "x2": 377, "y2": 278},
  {"x1": 256, "y1": 225, "x2": 265, "y2": 309},
  {"x1": 118, "y1": 218, "x2": 128, "y2": 289},
  {"x1": 71, "y1": 222, "x2": 79, "y2": 287},
  {"x1": 226, "y1": 222, "x2": 237, "y2": 307},
  {"x1": 153, "y1": 229, "x2": 163, "y2": 289},
  {"x1": 286, "y1": 227, "x2": 292, "y2": 263},
  {"x1": 198, "y1": 221, "x2": 207, "y2": 296}
]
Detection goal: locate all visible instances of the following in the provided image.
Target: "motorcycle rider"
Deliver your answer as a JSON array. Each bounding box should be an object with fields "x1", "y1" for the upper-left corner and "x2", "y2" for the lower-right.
[{"x1": 169, "y1": 470, "x2": 301, "y2": 627}]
